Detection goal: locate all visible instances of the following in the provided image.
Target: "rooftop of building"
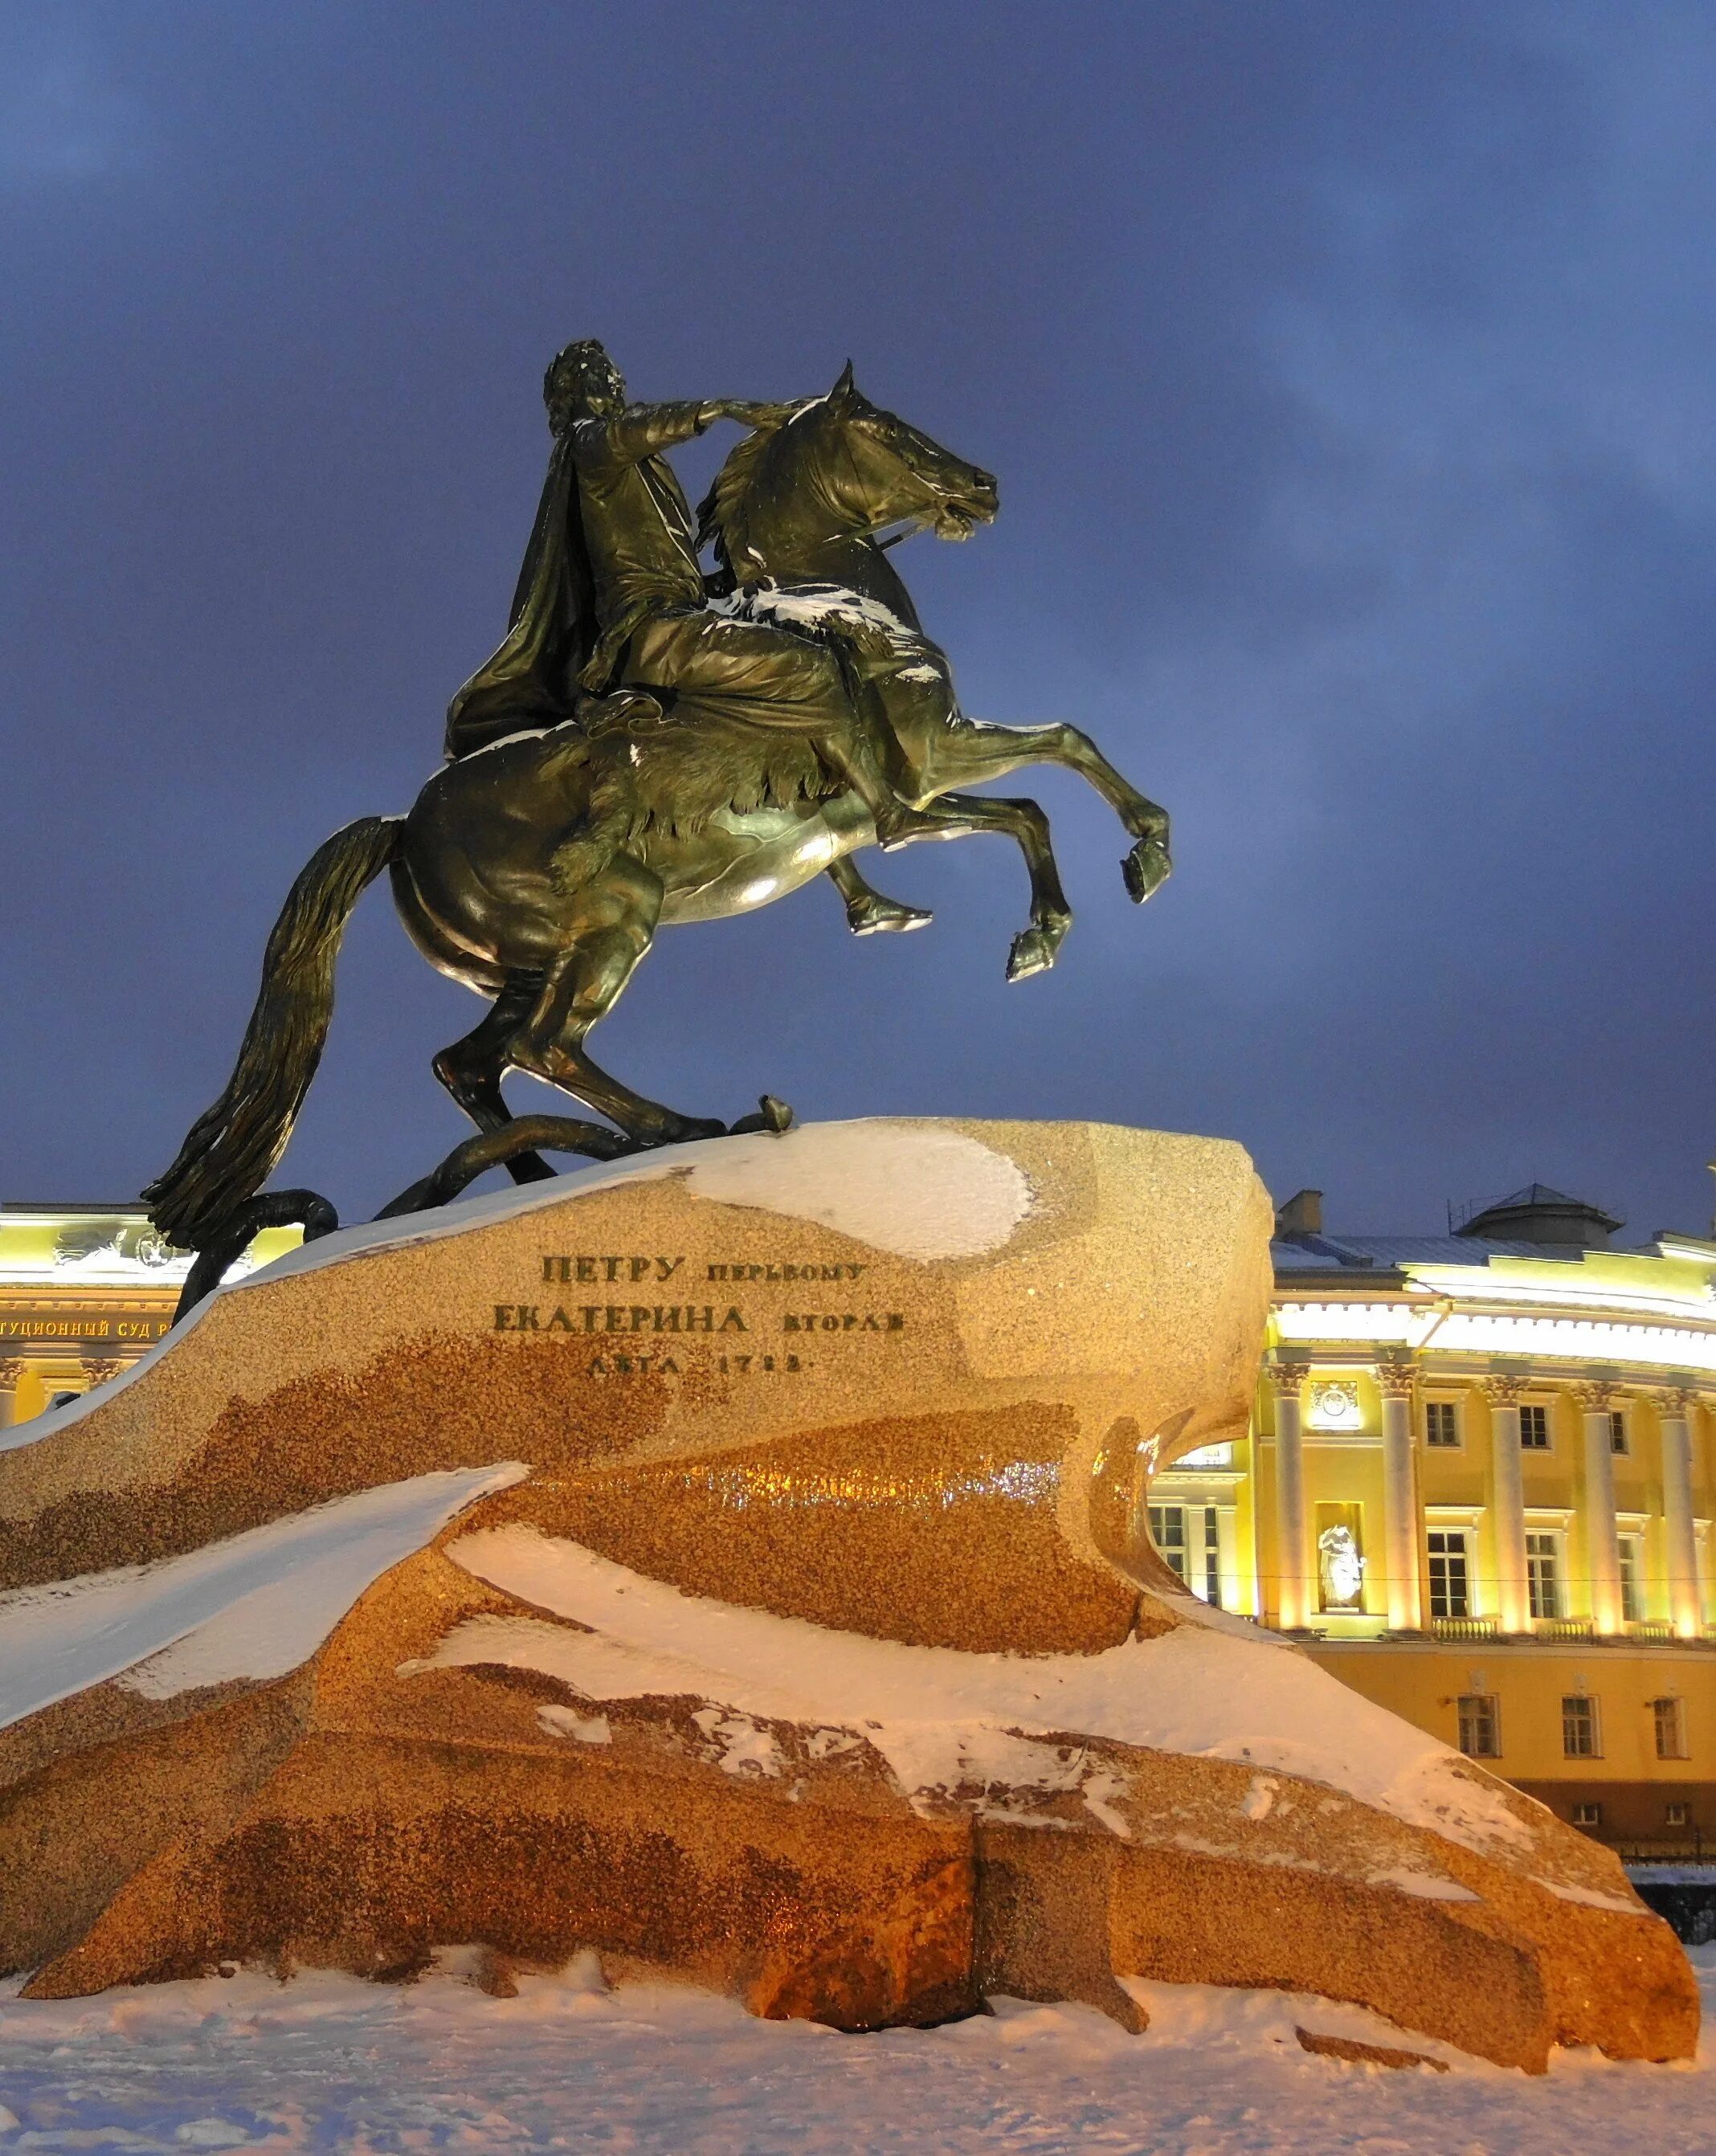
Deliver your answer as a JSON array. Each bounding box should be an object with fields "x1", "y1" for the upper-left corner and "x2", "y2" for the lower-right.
[
  {"x1": 1273, "y1": 1231, "x2": 1566, "y2": 1272},
  {"x1": 1269, "y1": 1179, "x2": 1714, "y2": 1288}
]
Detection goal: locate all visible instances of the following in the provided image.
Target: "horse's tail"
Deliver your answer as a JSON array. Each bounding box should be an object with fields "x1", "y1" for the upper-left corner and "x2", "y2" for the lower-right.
[{"x1": 143, "y1": 815, "x2": 403, "y2": 1249}]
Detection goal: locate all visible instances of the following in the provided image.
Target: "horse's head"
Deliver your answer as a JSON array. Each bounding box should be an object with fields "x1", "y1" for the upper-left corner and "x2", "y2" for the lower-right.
[
  {"x1": 701, "y1": 363, "x2": 998, "y2": 582},
  {"x1": 812, "y1": 361, "x2": 999, "y2": 543}
]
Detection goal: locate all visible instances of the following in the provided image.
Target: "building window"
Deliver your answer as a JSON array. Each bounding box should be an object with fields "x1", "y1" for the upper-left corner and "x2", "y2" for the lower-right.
[
  {"x1": 1527, "y1": 1533, "x2": 1563, "y2": 1620},
  {"x1": 1609, "y1": 1409, "x2": 1628, "y2": 1456},
  {"x1": 1424, "y1": 1401, "x2": 1460, "y2": 1448},
  {"x1": 1457, "y1": 1693, "x2": 1500, "y2": 1758},
  {"x1": 1618, "y1": 1535, "x2": 1644, "y2": 1624},
  {"x1": 1428, "y1": 1530, "x2": 1471, "y2": 1619},
  {"x1": 1150, "y1": 1505, "x2": 1223, "y2": 1607},
  {"x1": 1667, "y1": 1801, "x2": 1693, "y2": 1829},
  {"x1": 1149, "y1": 1505, "x2": 1187, "y2": 1584},
  {"x1": 1519, "y1": 1403, "x2": 1550, "y2": 1450},
  {"x1": 1653, "y1": 1696, "x2": 1689, "y2": 1761},
  {"x1": 1572, "y1": 1801, "x2": 1604, "y2": 1829},
  {"x1": 1201, "y1": 1505, "x2": 1223, "y2": 1608},
  {"x1": 1563, "y1": 1695, "x2": 1602, "y2": 1759}
]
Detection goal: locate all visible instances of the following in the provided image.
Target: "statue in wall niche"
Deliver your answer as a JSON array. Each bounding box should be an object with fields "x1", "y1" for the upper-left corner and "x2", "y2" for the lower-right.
[
  {"x1": 145, "y1": 342, "x2": 1173, "y2": 1313},
  {"x1": 1318, "y1": 1522, "x2": 1367, "y2": 1611}
]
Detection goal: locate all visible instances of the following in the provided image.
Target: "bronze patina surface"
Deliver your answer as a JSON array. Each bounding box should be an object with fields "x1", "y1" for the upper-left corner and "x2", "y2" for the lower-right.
[{"x1": 144, "y1": 345, "x2": 1171, "y2": 1276}]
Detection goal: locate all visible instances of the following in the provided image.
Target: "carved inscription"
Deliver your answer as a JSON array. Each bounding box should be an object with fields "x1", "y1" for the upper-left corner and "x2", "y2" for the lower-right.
[
  {"x1": 494, "y1": 1303, "x2": 746, "y2": 1333},
  {"x1": 496, "y1": 1253, "x2": 908, "y2": 1378},
  {"x1": 784, "y1": 1312, "x2": 905, "y2": 1333},
  {"x1": 541, "y1": 1255, "x2": 684, "y2": 1284},
  {"x1": 706, "y1": 1262, "x2": 866, "y2": 1282}
]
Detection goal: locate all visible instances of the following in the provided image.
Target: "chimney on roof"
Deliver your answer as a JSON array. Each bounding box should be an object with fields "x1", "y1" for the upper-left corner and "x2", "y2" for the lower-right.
[{"x1": 1275, "y1": 1188, "x2": 1323, "y2": 1239}]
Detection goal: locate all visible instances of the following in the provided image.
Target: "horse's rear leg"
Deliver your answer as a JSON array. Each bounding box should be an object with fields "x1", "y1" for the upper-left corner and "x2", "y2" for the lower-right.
[
  {"x1": 507, "y1": 861, "x2": 727, "y2": 1148},
  {"x1": 431, "y1": 978, "x2": 556, "y2": 1185}
]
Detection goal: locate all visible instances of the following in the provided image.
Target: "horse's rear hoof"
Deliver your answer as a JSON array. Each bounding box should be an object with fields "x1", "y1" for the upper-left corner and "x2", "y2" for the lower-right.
[{"x1": 1123, "y1": 835, "x2": 1171, "y2": 904}]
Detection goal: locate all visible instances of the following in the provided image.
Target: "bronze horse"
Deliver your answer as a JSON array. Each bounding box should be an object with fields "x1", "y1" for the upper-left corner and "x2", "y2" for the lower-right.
[{"x1": 145, "y1": 372, "x2": 1170, "y2": 1257}]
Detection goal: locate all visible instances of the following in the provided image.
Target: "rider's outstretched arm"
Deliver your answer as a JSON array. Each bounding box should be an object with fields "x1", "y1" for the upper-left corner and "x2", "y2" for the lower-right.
[
  {"x1": 718, "y1": 399, "x2": 801, "y2": 431},
  {"x1": 574, "y1": 400, "x2": 724, "y2": 469}
]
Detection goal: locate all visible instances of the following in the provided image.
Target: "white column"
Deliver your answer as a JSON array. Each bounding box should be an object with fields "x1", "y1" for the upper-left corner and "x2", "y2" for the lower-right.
[
  {"x1": 1659, "y1": 1385, "x2": 1703, "y2": 1639},
  {"x1": 1484, "y1": 1373, "x2": 1530, "y2": 1631},
  {"x1": 1270, "y1": 1360, "x2": 1311, "y2": 1628},
  {"x1": 80, "y1": 1355, "x2": 124, "y2": 1393},
  {"x1": 1575, "y1": 1380, "x2": 1623, "y2": 1633},
  {"x1": 0, "y1": 1358, "x2": 21, "y2": 1429},
  {"x1": 1375, "y1": 1362, "x2": 1422, "y2": 1631}
]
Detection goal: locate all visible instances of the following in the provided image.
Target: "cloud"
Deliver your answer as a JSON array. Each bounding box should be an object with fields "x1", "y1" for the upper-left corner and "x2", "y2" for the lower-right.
[
  {"x1": 0, "y1": 32, "x2": 141, "y2": 188},
  {"x1": 3, "y1": 2, "x2": 1714, "y2": 1240}
]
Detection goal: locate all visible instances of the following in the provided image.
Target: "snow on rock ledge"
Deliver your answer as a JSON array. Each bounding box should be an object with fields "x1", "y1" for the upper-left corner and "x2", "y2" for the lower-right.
[
  {"x1": 426, "y1": 1527, "x2": 1530, "y2": 1865},
  {"x1": 0, "y1": 1466, "x2": 525, "y2": 1730}
]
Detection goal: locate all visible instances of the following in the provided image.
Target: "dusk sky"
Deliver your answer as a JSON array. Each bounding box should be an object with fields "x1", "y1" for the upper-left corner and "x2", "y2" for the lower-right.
[{"x1": 4, "y1": 3, "x2": 1714, "y2": 1243}]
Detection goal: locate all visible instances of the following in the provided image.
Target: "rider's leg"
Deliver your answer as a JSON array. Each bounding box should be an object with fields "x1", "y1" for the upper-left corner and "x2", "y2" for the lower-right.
[
  {"x1": 431, "y1": 976, "x2": 557, "y2": 1183},
  {"x1": 809, "y1": 713, "x2": 919, "y2": 847},
  {"x1": 505, "y1": 855, "x2": 725, "y2": 1147},
  {"x1": 623, "y1": 610, "x2": 923, "y2": 845},
  {"x1": 825, "y1": 854, "x2": 933, "y2": 934}
]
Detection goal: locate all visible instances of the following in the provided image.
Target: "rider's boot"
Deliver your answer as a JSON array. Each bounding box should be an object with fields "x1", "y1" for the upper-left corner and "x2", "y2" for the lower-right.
[
  {"x1": 827, "y1": 857, "x2": 934, "y2": 935},
  {"x1": 845, "y1": 887, "x2": 934, "y2": 935},
  {"x1": 820, "y1": 726, "x2": 920, "y2": 850}
]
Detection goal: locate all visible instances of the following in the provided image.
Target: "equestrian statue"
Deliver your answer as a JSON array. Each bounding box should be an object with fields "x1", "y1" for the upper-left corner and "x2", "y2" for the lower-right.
[{"x1": 144, "y1": 341, "x2": 1172, "y2": 1312}]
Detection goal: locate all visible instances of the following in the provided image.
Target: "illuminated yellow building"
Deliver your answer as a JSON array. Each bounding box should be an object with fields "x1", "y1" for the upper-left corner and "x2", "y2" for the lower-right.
[
  {"x1": 0, "y1": 1204, "x2": 300, "y2": 1425},
  {"x1": 1153, "y1": 1183, "x2": 1716, "y2": 1850}
]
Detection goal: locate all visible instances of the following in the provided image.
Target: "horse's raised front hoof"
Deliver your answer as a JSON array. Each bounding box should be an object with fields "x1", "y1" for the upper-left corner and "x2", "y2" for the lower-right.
[
  {"x1": 1007, "y1": 925, "x2": 1064, "y2": 983},
  {"x1": 1123, "y1": 835, "x2": 1172, "y2": 905},
  {"x1": 846, "y1": 893, "x2": 934, "y2": 937},
  {"x1": 729, "y1": 1094, "x2": 795, "y2": 1137}
]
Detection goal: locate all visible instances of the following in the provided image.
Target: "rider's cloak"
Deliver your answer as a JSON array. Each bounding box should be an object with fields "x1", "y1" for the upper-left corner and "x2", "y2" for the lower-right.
[{"x1": 443, "y1": 434, "x2": 598, "y2": 761}]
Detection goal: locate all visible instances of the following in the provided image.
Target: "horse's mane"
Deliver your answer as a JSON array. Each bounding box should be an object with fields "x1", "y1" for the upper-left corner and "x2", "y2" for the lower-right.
[{"x1": 697, "y1": 399, "x2": 818, "y2": 580}]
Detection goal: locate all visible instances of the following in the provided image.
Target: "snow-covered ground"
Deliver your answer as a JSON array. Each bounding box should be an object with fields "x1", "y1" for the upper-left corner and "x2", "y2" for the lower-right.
[{"x1": 0, "y1": 1948, "x2": 1710, "y2": 2154}]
